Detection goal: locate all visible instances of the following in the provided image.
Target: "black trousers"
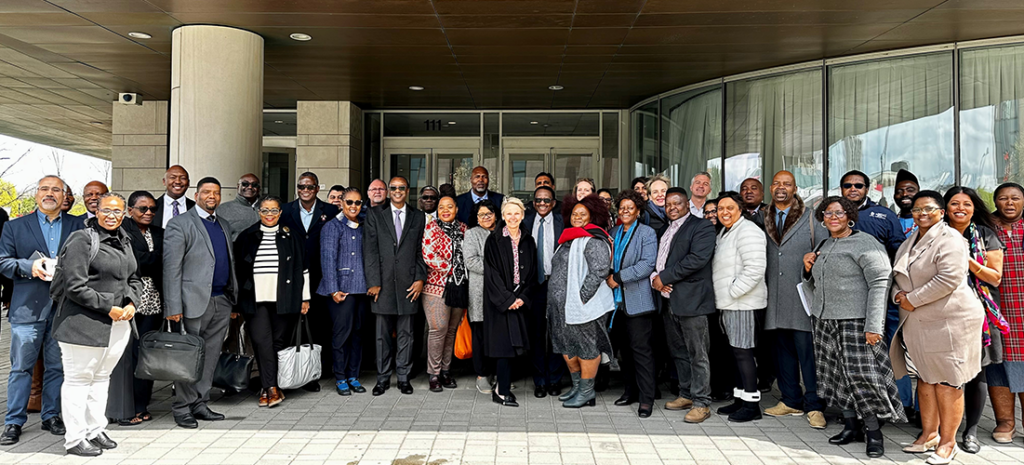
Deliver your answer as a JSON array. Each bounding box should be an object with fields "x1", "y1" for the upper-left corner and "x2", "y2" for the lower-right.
[
  {"x1": 246, "y1": 303, "x2": 297, "y2": 390},
  {"x1": 528, "y1": 281, "x2": 563, "y2": 387},
  {"x1": 611, "y1": 308, "x2": 657, "y2": 404},
  {"x1": 327, "y1": 295, "x2": 366, "y2": 381},
  {"x1": 131, "y1": 313, "x2": 164, "y2": 414},
  {"x1": 470, "y1": 321, "x2": 490, "y2": 377},
  {"x1": 308, "y1": 294, "x2": 333, "y2": 379},
  {"x1": 754, "y1": 309, "x2": 776, "y2": 389},
  {"x1": 376, "y1": 314, "x2": 414, "y2": 384},
  {"x1": 709, "y1": 310, "x2": 738, "y2": 395}
]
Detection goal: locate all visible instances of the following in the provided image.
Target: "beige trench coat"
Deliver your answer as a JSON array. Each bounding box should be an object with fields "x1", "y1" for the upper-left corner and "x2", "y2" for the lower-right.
[{"x1": 890, "y1": 224, "x2": 983, "y2": 387}]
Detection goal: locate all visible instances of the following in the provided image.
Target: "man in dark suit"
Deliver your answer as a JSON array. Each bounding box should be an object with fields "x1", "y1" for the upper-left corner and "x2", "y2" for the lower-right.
[
  {"x1": 524, "y1": 172, "x2": 562, "y2": 214},
  {"x1": 364, "y1": 176, "x2": 427, "y2": 396},
  {"x1": 280, "y1": 171, "x2": 338, "y2": 391},
  {"x1": 163, "y1": 177, "x2": 238, "y2": 429},
  {"x1": 521, "y1": 186, "x2": 565, "y2": 397},
  {"x1": 651, "y1": 187, "x2": 717, "y2": 424},
  {"x1": 152, "y1": 165, "x2": 195, "y2": 229},
  {"x1": 0, "y1": 176, "x2": 85, "y2": 444},
  {"x1": 456, "y1": 166, "x2": 504, "y2": 224}
]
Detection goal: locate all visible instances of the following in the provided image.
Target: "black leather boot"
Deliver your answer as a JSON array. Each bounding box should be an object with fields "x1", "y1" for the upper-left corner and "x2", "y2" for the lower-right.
[{"x1": 830, "y1": 417, "x2": 865, "y2": 445}]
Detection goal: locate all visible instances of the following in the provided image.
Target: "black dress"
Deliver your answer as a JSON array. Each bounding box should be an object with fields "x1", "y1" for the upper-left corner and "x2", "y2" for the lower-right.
[{"x1": 482, "y1": 229, "x2": 536, "y2": 359}]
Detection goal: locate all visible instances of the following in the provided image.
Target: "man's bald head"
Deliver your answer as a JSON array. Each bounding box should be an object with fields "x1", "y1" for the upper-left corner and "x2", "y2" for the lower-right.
[
  {"x1": 163, "y1": 165, "x2": 190, "y2": 199},
  {"x1": 82, "y1": 181, "x2": 109, "y2": 214},
  {"x1": 237, "y1": 173, "x2": 260, "y2": 203}
]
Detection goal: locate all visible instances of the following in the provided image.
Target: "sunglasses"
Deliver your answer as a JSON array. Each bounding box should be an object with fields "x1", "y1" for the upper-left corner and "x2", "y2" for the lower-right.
[
  {"x1": 345, "y1": 199, "x2": 363, "y2": 206},
  {"x1": 420, "y1": 195, "x2": 438, "y2": 201},
  {"x1": 132, "y1": 206, "x2": 155, "y2": 214},
  {"x1": 239, "y1": 181, "x2": 260, "y2": 188},
  {"x1": 534, "y1": 198, "x2": 553, "y2": 204},
  {"x1": 842, "y1": 183, "x2": 866, "y2": 190},
  {"x1": 297, "y1": 184, "x2": 317, "y2": 191},
  {"x1": 389, "y1": 185, "x2": 408, "y2": 192}
]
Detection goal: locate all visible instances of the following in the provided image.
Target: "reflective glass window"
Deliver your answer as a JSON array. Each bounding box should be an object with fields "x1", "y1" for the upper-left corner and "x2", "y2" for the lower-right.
[
  {"x1": 631, "y1": 101, "x2": 659, "y2": 178},
  {"x1": 662, "y1": 87, "x2": 723, "y2": 196}
]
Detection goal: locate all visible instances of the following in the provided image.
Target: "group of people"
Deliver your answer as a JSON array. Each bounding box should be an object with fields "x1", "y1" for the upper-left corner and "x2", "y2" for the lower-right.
[{"x1": 2, "y1": 162, "x2": 1023, "y2": 464}]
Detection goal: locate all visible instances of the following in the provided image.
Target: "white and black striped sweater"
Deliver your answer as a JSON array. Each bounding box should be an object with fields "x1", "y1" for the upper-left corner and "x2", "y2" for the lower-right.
[{"x1": 254, "y1": 225, "x2": 311, "y2": 303}]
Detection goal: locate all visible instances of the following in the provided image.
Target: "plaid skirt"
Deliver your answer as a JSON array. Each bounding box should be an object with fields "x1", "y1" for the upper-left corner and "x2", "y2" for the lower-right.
[{"x1": 814, "y1": 318, "x2": 907, "y2": 422}]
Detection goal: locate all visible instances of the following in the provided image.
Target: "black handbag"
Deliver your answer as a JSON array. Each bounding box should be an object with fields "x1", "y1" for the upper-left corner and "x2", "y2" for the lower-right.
[
  {"x1": 443, "y1": 279, "x2": 469, "y2": 308},
  {"x1": 213, "y1": 322, "x2": 254, "y2": 392},
  {"x1": 135, "y1": 320, "x2": 205, "y2": 383}
]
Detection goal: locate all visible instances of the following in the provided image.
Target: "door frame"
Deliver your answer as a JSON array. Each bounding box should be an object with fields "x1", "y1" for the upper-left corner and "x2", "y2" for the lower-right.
[
  {"x1": 381, "y1": 137, "x2": 482, "y2": 189},
  {"x1": 501, "y1": 137, "x2": 601, "y2": 198}
]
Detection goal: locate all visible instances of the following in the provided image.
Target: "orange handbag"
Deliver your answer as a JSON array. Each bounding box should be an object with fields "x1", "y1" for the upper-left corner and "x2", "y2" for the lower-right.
[{"x1": 454, "y1": 313, "x2": 473, "y2": 359}]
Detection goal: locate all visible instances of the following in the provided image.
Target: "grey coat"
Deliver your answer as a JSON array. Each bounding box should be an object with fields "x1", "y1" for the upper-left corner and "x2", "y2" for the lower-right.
[
  {"x1": 802, "y1": 231, "x2": 892, "y2": 335},
  {"x1": 162, "y1": 208, "x2": 238, "y2": 319},
  {"x1": 763, "y1": 197, "x2": 828, "y2": 332},
  {"x1": 464, "y1": 226, "x2": 490, "y2": 322},
  {"x1": 216, "y1": 195, "x2": 259, "y2": 242},
  {"x1": 362, "y1": 203, "x2": 428, "y2": 316}
]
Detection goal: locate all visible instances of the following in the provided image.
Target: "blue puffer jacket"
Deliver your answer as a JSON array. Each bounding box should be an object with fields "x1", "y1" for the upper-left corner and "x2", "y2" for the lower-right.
[{"x1": 852, "y1": 198, "x2": 905, "y2": 262}]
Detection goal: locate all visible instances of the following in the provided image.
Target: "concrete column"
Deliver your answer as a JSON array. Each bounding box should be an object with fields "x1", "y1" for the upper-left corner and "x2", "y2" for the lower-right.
[
  {"x1": 170, "y1": 25, "x2": 263, "y2": 198},
  {"x1": 296, "y1": 101, "x2": 363, "y2": 190},
  {"x1": 111, "y1": 100, "x2": 168, "y2": 197}
]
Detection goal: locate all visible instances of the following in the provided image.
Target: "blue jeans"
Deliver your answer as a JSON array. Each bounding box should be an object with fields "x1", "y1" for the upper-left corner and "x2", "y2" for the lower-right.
[
  {"x1": 885, "y1": 303, "x2": 915, "y2": 408},
  {"x1": 6, "y1": 318, "x2": 63, "y2": 425}
]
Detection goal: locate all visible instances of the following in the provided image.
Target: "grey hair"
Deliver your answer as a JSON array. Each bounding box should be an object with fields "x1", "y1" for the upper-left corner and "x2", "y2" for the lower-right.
[
  {"x1": 39, "y1": 175, "x2": 66, "y2": 189},
  {"x1": 691, "y1": 172, "x2": 712, "y2": 185},
  {"x1": 98, "y1": 192, "x2": 126, "y2": 206}
]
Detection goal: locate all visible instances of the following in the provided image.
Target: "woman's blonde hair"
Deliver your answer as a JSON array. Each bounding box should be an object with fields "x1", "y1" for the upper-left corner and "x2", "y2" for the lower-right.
[
  {"x1": 573, "y1": 177, "x2": 596, "y2": 194},
  {"x1": 501, "y1": 196, "x2": 526, "y2": 216},
  {"x1": 645, "y1": 174, "x2": 671, "y2": 193}
]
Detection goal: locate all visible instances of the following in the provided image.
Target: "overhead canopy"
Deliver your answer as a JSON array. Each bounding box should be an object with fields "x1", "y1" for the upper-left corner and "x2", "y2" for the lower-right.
[{"x1": 1, "y1": 0, "x2": 1023, "y2": 159}]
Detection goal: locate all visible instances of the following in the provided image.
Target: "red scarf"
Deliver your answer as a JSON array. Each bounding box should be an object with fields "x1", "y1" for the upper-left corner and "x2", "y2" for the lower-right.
[{"x1": 558, "y1": 223, "x2": 611, "y2": 246}]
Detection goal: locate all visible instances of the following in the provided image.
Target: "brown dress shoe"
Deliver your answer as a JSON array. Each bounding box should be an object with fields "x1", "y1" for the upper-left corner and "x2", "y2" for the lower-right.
[
  {"x1": 665, "y1": 397, "x2": 693, "y2": 410},
  {"x1": 685, "y1": 407, "x2": 711, "y2": 423},
  {"x1": 257, "y1": 390, "x2": 269, "y2": 408},
  {"x1": 267, "y1": 387, "x2": 285, "y2": 408}
]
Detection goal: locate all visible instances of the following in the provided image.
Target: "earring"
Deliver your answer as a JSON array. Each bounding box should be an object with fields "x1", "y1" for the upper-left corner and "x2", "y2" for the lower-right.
[
  {"x1": 848, "y1": 220, "x2": 855, "y2": 228},
  {"x1": 820, "y1": 221, "x2": 827, "y2": 228}
]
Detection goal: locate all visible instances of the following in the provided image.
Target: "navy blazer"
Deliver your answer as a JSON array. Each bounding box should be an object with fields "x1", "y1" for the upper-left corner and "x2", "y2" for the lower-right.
[
  {"x1": 456, "y1": 190, "x2": 504, "y2": 225},
  {"x1": 280, "y1": 198, "x2": 339, "y2": 289},
  {"x1": 0, "y1": 211, "x2": 85, "y2": 323},
  {"x1": 659, "y1": 217, "x2": 717, "y2": 317}
]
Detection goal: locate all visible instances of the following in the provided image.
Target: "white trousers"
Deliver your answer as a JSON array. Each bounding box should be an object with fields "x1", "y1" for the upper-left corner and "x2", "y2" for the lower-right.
[{"x1": 58, "y1": 321, "x2": 131, "y2": 449}]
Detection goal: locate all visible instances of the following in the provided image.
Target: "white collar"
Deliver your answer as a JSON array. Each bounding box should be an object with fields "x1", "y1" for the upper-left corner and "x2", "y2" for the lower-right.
[
  {"x1": 165, "y1": 195, "x2": 185, "y2": 207},
  {"x1": 390, "y1": 203, "x2": 408, "y2": 215}
]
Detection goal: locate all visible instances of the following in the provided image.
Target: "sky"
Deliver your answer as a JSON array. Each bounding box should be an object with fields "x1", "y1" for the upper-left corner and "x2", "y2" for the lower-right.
[{"x1": 0, "y1": 134, "x2": 111, "y2": 197}]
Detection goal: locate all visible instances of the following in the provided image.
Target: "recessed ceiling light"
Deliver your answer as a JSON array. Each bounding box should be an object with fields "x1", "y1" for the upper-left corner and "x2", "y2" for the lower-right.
[
  {"x1": 530, "y1": 121, "x2": 539, "y2": 125},
  {"x1": 409, "y1": 85, "x2": 424, "y2": 91},
  {"x1": 128, "y1": 31, "x2": 152, "y2": 40},
  {"x1": 548, "y1": 85, "x2": 564, "y2": 91},
  {"x1": 289, "y1": 33, "x2": 312, "y2": 41},
  {"x1": 447, "y1": 121, "x2": 457, "y2": 125},
  {"x1": 273, "y1": 120, "x2": 284, "y2": 124}
]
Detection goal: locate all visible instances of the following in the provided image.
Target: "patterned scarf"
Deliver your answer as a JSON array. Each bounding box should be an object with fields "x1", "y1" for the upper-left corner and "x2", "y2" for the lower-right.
[
  {"x1": 437, "y1": 218, "x2": 467, "y2": 286},
  {"x1": 967, "y1": 222, "x2": 1011, "y2": 347}
]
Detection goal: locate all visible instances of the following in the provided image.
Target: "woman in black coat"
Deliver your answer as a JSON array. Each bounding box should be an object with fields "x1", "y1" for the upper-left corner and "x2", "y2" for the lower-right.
[
  {"x1": 52, "y1": 193, "x2": 143, "y2": 457},
  {"x1": 234, "y1": 196, "x2": 311, "y2": 408},
  {"x1": 106, "y1": 191, "x2": 164, "y2": 425},
  {"x1": 483, "y1": 197, "x2": 537, "y2": 407}
]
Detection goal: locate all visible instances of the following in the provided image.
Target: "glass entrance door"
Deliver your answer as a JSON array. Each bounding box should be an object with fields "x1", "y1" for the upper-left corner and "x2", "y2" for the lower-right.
[
  {"x1": 385, "y1": 150, "x2": 429, "y2": 203},
  {"x1": 435, "y1": 152, "x2": 475, "y2": 193},
  {"x1": 502, "y1": 138, "x2": 601, "y2": 202},
  {"x1": 382, "y1": 139, "x2": 481, "y2": 203}
]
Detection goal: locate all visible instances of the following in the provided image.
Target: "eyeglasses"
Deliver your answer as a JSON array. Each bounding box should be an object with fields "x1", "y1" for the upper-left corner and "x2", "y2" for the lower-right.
[
  {"x1": 239, "y1": 181, "x2": 260, "y2": 189},
  {"x1": 297, "y1": 184, "x2": 317, "y2": 191},
  {"x1": 822, "y1": 211, "x2": 848, "y2": 218},
  {"x1": 132, "y1": 206, "x2": 154, "y2": 214},
  {"x1": 99, "y1": 209, "x2": 125, "y2": 217},
  {"x1": 345, "y1": 199, "x2": 363, "y2": 206},
  {"x1": 911, "y1": 206, "x2": 941, "y2": 215},
  {"x1": 477, "y1": 212, "x2": 495, "y2": 219},
  {"x1": 705, "y1": 209, "x2": 717, "y2": 215},
  {"x1": 259, "y1": 208, "x2": 282, "y2": 215},
  {"x1": 534, "y1": 198, "x2": 553, "y2": 204},
  {"x1": 842, "y1": 183, "x2": 866, "y2": 190},
  {"x1": 420, "y1": 195, "x2": 438, "y2": 201},
  {"x1": 389, "y1": 185, "x2": 408, "y2": 192}
]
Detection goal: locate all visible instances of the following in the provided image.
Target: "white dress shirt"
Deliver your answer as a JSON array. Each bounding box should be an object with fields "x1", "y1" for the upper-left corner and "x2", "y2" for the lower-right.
[
  {"x1": 689, "y1": 199, "x2": 705, "y2": 218},
  {"x1": 163, "y1": 194, "x2": 189, "y2": 226},
  {"x1": 532, "y1": 212, "x2": 555, "y2": 277}
]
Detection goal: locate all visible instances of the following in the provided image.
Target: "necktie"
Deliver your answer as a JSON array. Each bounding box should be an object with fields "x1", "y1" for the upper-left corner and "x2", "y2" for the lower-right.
[
  {"x1": 394, "y1": 210, "x2": 403, "y2": 243},
  {"x1": 206, "y1": 214, "x2": 217, "y2": 224},
  {"x1": 537, "y1": 216, "x2": 545, "y2": 284},
  {"x1": 172, "y1": 200, "x2": 181, "y2": 217},
  {"x1": 777, "y1": 210, "x2": 784, "y2": 227}
]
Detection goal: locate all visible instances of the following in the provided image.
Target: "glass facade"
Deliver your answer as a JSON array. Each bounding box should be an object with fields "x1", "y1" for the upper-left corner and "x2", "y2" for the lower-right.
[{"x1": 631, "y1": 40, "x2": 1024, "y2": 212}]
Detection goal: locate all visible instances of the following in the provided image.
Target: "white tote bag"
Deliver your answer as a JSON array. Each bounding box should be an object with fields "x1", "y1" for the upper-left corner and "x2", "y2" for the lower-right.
[{"x1": 277, "y1": 314, "x2": 322, "y2": 390}]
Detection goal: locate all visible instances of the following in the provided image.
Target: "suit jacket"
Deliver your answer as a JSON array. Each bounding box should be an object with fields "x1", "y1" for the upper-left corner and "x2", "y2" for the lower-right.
[
  {"x1": 280, "y1": 198, "x2": 338, "y2": 292},
  {"x1": 609, "y1": 222, "x2": 658, "y2": 316},
  {"x1": 152, "y1": 195, "x2": 196, "y2": 229},
  {"x1": 890, "y1": 224, "x2": 983, "y2": 386},
  {"x1": 456, "y1": 190, "x2": 504, "y2": 225},
  {"x1": 162, "y1": 208, "x2": 238, "y2": 319},
  {"x1": 0, "y1": 211, "x2": 84, "y2": 323},
  {"x1": 763, "y1": 196, "x2": 827, "y2": 332},
  {"x1": 522, "y1": 210, "x2": 564, "y2": 277},
  {"x1": 363, "y1": 203, "x2": 428, "y2": 315},
  {"x1": 660, "y1": 216, "x2": 717, "y2": 317},
  {"x1": 234, "y1": 223, "x2": 307, "y2": 315}
]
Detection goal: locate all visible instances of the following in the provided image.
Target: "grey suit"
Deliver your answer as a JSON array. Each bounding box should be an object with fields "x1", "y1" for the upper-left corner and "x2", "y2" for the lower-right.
[
  {"x1": 363, "y1": 203, "x2": 427, "y2": 384},
  {"x1": 162, "y1": 208, "x2": 238, "y2": 416}
]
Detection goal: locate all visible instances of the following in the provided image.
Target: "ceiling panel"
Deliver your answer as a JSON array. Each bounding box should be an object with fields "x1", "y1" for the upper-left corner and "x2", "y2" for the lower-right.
[{"x1": 0, "y1": 0, "x2": 1019, "y2": 158}]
